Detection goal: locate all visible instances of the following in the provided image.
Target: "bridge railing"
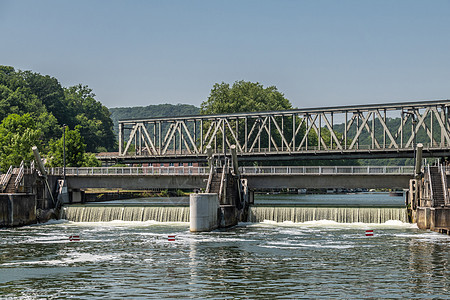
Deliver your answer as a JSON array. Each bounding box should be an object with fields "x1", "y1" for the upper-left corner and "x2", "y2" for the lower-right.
[
  {"x1": 240, "y1": 166, "x2": 415, "y2": 175},
  {"x1": 46, "y1": 165, "x2": 414, "y2": 176},
  {"x1": 48, "y1": 166, "x2": 209, "y2": 176}
]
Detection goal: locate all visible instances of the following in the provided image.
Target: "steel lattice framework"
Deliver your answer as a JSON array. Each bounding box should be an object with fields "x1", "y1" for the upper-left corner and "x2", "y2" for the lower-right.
[{"x1": 114, "y1": 100, "x2": 450, "y2": 162}]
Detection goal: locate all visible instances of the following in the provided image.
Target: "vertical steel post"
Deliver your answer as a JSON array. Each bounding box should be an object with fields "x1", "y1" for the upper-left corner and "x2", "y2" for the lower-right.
[
  {"x1": 138, "y1": 125, "x2": 142, "y2": 155},
  {"x1": 305, "y1": 114, "x2": 308, "y2": 151},
  {"x1": 268, "y1": 116, "x2": 271, "y2": 152},
  {"x1": 292, "y1": 114, "x2": 296, "y2": 150},
  {"x1": 344, "y1": 111, "x2": 347, "y2": 150},
  {"x1": 383, "y1": 109, "x2": 386, "y2": 149},
  {"x1": 371, "y1": 112, "x2": 375, "y2": 149},
  {"x1": 318, "y1": 113, "x2": 321, "y2": 150},
  {"x1": 356, "y1": 112, "x2": 360, "y2": 149},
  {"x1": 200, "y1": 119, "x2": 203, "y2": 153},
  {"x1": 400, "y1": 109, "x2": 403, "y2": 148},
  {"x1": 158, "y1": 121, "x2": 162, "y2": 155},
  {"x1": 245, "y1": 117, "x2": 248, "y2": 153},
  {"x1": 330, "y1": 112, "x2": 333, "y2": 149},
  {"x1": 118, "y1": 123, "x2": 123, "y2": 155},
  {"x1": 281, "y1": 116, "x2": 284, "y2": 152},
  {"x1": 63, "y1": 124, "x2": 66, "y2": 181}
]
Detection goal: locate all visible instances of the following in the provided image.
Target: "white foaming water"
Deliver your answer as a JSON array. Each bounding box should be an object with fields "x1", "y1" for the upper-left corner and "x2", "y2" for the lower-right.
[
  {"x1": 250, "y1": 206, "x2": 409, "y2": 223},
  {"x1": 61, "y1": 206, "x2": 190, "y2": 223},
  {"x1": 257, "y1": 219, "x2": 417, "y2": 229},
  {"x1": 2, "y1": 251, "x2": 117, "y2": 267},
  {"x1": 66, "y1": 220, "x2": 189, "y2": 227}
]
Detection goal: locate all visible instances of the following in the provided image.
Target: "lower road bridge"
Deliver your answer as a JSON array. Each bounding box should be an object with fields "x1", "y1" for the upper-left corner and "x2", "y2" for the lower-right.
[{"x1": 47, "y1": 165, "x2": 417, "y2": 191}]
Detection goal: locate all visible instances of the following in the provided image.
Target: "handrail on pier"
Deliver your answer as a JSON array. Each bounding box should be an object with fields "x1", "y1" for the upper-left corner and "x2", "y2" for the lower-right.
[{"x1": 0, "y1": 166, "x2": 13, "y2": 191}]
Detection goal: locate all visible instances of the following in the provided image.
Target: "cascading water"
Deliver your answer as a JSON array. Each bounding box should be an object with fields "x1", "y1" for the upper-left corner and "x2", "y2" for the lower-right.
[
  {"x1": 60, "y1": 205, "x2": 190, "y2": 222},
  {"x1": 248, "y1": 206, "x2": 408, "y2": 223},
  {"x1": 61, "y1": 204, "x2": 408, "y2": 224}
]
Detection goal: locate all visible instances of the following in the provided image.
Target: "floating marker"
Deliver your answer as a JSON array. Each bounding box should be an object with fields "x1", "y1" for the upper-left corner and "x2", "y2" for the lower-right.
[
  {"x1": 69, "y1": 235, "x2": 80, "y2": 241},
  {"x1": 365, "y1": 230, "x2": 374, "y2": 237},
  {"x1": 168, "y1": 235, "x2": 176, "y2": 241}
]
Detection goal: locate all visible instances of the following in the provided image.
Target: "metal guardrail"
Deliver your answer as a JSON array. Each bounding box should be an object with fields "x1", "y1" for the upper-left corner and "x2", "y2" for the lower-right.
[
  {"x1": 240, "y1": 166, "x2": 415, "y2": 175},
  {"x1": 0, "y1": 166, "x2": 13, "y2": 191},
  {"x1": 47, "y1": 166, "x2": 209, "y2": 176},
  {"x1": 14, "y1": 161, "x2": 25, "y2": 189},
  {"x1": 45, "y1": 165, "x2": 414, "y2": 177}
]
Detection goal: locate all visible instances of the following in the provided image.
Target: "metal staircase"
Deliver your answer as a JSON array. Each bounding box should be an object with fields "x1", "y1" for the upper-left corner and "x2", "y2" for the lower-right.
[
  {"x1": 428, "y1": 165, "x2": 448, "y2": 207},
  {"x1": 0, "y1": 161, "x2": 28, "y2": 193}
]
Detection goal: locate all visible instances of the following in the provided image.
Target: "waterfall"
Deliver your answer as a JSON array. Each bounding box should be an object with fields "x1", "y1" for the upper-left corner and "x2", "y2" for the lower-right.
[
  {"x1": 61, "y1": 205, "x2": 408, "y2": 224},
  {"x1": 249, "y1": 206, "x2": 408, "y2": 223},
  {"x1": 60, "y1": 205, "x2": 189, "y2": 222}
]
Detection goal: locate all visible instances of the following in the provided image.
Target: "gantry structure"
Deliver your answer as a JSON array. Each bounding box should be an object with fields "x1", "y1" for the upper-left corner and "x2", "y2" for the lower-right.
[{"x1": 108, "y1": 99, "x2": 450, "y2": 163}]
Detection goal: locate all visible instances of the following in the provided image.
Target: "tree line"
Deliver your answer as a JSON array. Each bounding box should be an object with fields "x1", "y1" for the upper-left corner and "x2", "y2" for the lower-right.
[{"x1": 0, "y1": 65, "x2": 115, "y2": 171}]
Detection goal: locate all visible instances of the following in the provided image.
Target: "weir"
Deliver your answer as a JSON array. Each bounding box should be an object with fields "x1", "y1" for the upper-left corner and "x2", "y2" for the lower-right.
[
  {"x1": 60, "y1": 204, "x2": 408, "y2": 224},
  {"x1": 249, "y1": 206, "x2": 408, "y2": 223},
  {"x1": 60, "y1": 204, "x2": 190, "y2": 223}
]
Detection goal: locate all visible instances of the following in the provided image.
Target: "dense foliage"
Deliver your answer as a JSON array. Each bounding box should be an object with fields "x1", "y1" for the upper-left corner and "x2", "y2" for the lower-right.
[
  {"x1": 201, "y1": 81, "x2": 292, "y2": 114},
  {"x1": 0, "y1": 114, "x2": 41, "y2": 171},
  {"x1": 47, "y1": 127, "x2": 101, "y2": 167},
  {"x1": 0, "y1": 65, "x2": 114, "y2": 170}
]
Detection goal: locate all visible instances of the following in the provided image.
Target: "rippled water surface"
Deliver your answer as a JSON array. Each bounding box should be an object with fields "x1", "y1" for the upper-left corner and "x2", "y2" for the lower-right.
[
  {"x1": 1, "y1": 219, "x2": 449, "y2": 299},
  {"x1": 1, "y1": 194, "x2": 449, "y2": 299}
]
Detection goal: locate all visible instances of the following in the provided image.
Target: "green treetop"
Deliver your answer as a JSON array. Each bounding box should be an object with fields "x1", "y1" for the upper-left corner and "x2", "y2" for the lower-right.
[{"x1": 201, "y1": 80, "x2": 292, "y2": 114}]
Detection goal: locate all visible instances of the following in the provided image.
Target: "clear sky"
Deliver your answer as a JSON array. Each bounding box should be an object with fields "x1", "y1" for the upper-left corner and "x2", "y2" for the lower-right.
[{"x1": 1, "y1": 0, "x2": 449, "y2": 109}]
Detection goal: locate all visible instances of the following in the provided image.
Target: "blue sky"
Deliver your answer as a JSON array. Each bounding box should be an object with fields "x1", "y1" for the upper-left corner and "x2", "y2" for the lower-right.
[{"x1": 1, "y1": 0, "x2": 449, "y2": 109}]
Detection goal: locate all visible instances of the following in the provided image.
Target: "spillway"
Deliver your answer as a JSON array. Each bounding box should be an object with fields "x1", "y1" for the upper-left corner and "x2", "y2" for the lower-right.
[
  {"x1": 60, "y1": 205, "x2": 190, "y2": 222},
  {"x1": 60, "y1": 204, "x2": 408, "y2": 224},
  {"x1": 248, "y1": 206, "x2": 408, "y2": 223}
]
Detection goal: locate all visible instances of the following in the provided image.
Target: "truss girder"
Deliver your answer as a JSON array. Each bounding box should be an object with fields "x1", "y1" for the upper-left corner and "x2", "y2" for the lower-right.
[{"x1": 118, "y1": 100, "x2": 450, "y2": 158}]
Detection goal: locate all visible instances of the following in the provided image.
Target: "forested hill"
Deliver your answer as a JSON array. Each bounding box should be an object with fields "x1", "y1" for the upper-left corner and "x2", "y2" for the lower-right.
[
  {"x1": 0, "y1": 65, "x2": 115, "y2": 170},
  {"x1": 109, "y1": 104, "x2": 200, "y2": 138}
]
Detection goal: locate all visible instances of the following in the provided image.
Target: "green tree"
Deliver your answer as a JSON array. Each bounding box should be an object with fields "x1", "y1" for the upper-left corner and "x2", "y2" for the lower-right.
[
  {"x1": 0, "y1": 114, "x2": 41, "y2": 171},
  {"x1": 200, "y1": 81, "x2": 295, "y2": 151},
  {"x1": 47, "y1": 127, "x2": 101, "y2": 167},
  {"x1": 36, "y1": 111, "x2": 62, "y2": 145},
  {"x1": 64, "y1": 84, "x2": 115, "y2": 152},
  {"x1": 19, "y1": 70, "x2": 67, "y2": 124},
  {"x1": 201, "y1": 81, "x2": 292, "y2": 114},
  {"x1": 0, "y1": 66, "x2": 116, "y2": 153}
]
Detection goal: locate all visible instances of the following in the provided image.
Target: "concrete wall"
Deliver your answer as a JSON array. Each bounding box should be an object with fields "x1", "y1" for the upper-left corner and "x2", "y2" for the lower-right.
[
  {"x1": 416, "y1": 207, "x2": 431, "y2": 230},
  {"x1": 0, "y1": 194, "x2": 37, "y2": 227},
  {"x1": 415, "y1": 207, "x2": 450, "y2": 233},
  {"x1": 431, "y1": 208, "x2": 450, "y2": 231}
]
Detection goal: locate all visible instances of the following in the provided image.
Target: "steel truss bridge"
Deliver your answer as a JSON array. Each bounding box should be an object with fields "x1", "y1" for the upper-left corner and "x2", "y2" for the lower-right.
[{"x1": 107, "y1": 100, "x2": 450, "y2": 163}]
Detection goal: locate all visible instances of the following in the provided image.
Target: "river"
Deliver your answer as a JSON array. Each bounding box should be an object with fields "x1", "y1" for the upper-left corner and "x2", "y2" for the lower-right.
[{"x1": 1, "y1": 193, "x2": 449, "y2": 299}]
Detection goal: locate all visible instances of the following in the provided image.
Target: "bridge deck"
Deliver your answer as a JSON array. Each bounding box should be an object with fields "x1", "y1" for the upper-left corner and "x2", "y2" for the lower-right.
[{"x1": 50, "y1": 166, "x2": 419, "y2": 190}]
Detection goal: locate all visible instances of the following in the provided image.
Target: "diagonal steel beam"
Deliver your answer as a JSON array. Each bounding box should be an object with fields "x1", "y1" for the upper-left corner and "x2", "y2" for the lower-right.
[{"x1": 320, "y1": 113, "x2": 343, "y2": 150}]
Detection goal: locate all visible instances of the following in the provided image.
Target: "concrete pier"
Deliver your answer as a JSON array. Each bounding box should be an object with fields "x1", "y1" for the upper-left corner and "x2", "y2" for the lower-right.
[
  {"x1": 408, "y1": 163, "x2": 450, "y2": 235},
  {"x1": 189, "y1": 193, "x2": 219, "y2": 232}
]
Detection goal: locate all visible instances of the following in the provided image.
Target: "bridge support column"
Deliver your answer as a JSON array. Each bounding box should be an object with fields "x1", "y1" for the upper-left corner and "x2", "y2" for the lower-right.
[
  {"x1": 71, "y1": 190, "x2": 83, "y2": 203},
  {"x1": 190, "y1": 193, "x2": 219, "y2": 232}
]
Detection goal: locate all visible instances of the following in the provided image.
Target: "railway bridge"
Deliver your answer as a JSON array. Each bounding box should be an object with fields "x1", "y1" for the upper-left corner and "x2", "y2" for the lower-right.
[{"x1": 100, "y1": 99, "x2": 450, "y2": 164}]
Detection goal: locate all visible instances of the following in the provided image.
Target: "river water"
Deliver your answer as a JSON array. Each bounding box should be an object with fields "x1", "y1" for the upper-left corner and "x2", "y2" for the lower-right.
[{"x1": 1, "y1": 193, "x2": 449, "y2": 299}]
